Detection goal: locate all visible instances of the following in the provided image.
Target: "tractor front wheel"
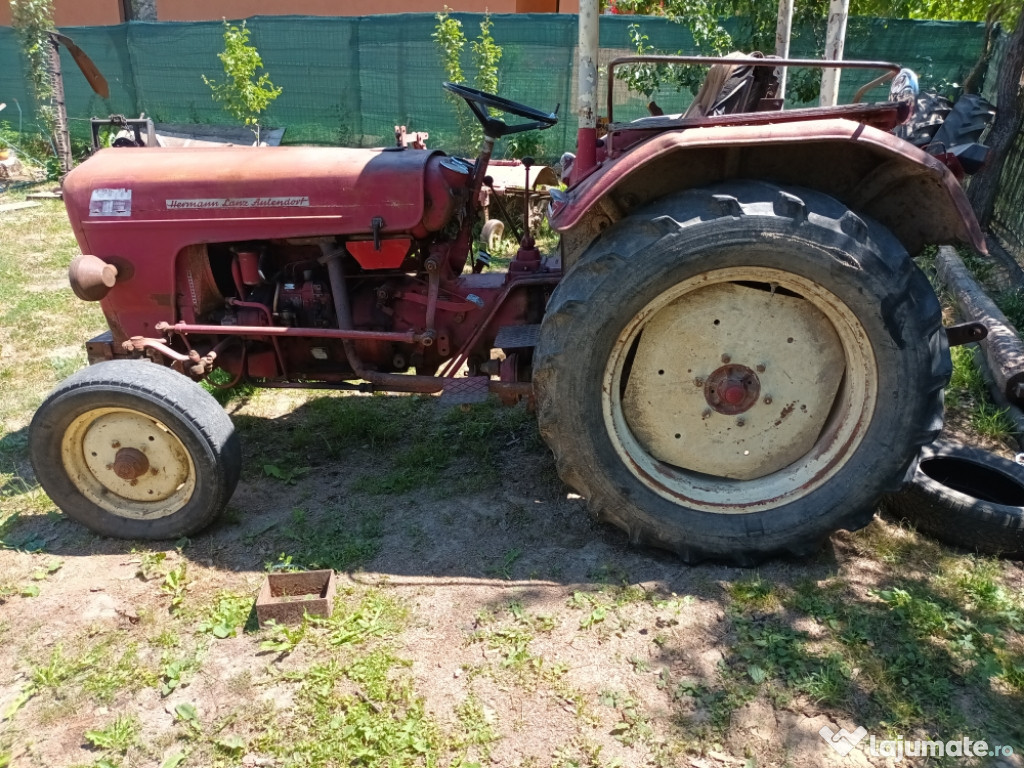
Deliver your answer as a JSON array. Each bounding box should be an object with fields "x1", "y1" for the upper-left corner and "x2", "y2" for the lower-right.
[
  {"x1": 534, "y1": 181, "x2": 949, "y2": 564},
  {"x1": 30, "y1": 360, "x2": 241, "y2": 540}
]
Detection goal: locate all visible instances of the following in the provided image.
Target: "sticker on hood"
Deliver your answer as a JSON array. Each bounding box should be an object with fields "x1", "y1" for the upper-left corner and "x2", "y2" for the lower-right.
[{"x1": 90, "y1": 188, "x2": 132, "y2": 217}]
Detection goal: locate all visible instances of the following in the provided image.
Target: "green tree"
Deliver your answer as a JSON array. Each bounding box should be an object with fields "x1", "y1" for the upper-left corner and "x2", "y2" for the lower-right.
[
  {"x1": 850, "y1": 0, "x2": 1021, "y2": 26},
  {"x1": 202, "y1": 20, "x2": 282, "y2": 144},
  {"x1": 433, "y1": 7, "x2": 503, "y2": 152},
  {"x1": 9, "y1": 0, "x2": 55, "y2": 134},
  {"x1": 968, "y1": 2, "x2": 1024, "y2": 227},
  {"x1": 614, "y1": 0, "x2": 830, "y2": 103}
]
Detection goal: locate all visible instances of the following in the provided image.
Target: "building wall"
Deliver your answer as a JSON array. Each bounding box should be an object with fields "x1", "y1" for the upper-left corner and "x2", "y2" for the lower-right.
[
  {"x1": 0, "y1": 1, "x2": 576, "y2": 26},
  {"x1": 158, "y1": 0, "x2": 576, "y2": 19},
  {"x1": 0, "y1": 0, "x2": 577, "y2": 27},
  {"x1": 0, "y1": 0, "x2": 125, "y2": 27}
]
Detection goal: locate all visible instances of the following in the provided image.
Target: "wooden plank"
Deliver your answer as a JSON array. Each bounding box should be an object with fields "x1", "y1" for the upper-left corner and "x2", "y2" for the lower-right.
[
  {"x1": 0, "y1": 201, "x2": 42, "y2": 213},
  {"x1": 25, "y1": 191, "x2": 62, "y2": 200}
]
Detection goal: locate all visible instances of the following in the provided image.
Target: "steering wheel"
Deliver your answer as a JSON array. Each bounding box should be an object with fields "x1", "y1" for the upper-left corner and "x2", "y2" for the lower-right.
[{"x1": 443, "y1": 81, "x2": 558, "y2": 139}]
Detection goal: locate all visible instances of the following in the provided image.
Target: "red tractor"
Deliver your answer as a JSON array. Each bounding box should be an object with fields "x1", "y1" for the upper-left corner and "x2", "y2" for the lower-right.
[{"x1": 29, "y1": 32, "x2": 988, "y2": 564}]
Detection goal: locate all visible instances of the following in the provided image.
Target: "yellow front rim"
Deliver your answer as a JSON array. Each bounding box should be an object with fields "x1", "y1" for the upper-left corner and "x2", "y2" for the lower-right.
[{"x1": 61, "y1": 407, "x2": 196, "y2": 520}]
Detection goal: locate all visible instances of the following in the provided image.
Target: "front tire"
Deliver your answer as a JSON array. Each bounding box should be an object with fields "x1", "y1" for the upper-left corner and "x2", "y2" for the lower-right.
[
  {"x1": 534, "y1": 182, "x2": 949, "y2": 564},
  {"x1": 30, "y1": 360, "x2": 241, "y2": 540}
]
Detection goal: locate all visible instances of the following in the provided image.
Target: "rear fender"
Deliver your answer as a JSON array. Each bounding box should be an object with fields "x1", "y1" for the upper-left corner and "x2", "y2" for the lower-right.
[{"x1": 551, "y1": 118, "x2": 985, "y2": 268}]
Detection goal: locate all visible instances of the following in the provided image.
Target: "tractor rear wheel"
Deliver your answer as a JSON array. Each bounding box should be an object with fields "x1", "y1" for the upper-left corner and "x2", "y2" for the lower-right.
[
  {"x1": 30, "y1": 360, "x2": 241, "y2": 540},
  {"x1": 534, "y1": 181, "x2": 949, "y2": 564}
]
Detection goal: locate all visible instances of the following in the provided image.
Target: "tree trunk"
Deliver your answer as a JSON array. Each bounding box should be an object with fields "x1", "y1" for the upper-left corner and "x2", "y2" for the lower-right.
[{"x1": 968, "y1": 6, "x2": 1024, "y2": 230}]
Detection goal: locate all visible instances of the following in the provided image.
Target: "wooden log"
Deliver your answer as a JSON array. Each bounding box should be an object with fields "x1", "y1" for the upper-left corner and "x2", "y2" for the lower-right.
[{"x1": 936, "y1": 245, "x2": 1024, "y2": 406}]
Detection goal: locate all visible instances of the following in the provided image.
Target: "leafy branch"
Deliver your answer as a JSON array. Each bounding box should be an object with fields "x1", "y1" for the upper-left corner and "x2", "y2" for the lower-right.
[{"x1": 202, "y1": 20, "x2": 282, "y2": 144}]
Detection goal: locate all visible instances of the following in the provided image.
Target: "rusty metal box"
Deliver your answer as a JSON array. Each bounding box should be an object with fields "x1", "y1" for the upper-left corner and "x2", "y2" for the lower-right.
[{"x1": 255, "y1": 569, "x2": 336, "y2": 627}]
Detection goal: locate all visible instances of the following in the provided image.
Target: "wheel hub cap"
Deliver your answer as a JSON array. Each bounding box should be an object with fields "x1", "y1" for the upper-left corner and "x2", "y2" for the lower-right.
[
  {"x1": 705, "y1": 364, "x2": 760, "y2": 414},
  {"x1": 111, "y1": 447, "x2": 150, "y2": 481}
]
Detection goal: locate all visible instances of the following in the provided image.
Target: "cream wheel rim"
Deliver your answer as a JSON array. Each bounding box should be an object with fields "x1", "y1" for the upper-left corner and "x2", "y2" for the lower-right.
[
  {"x1": 61, "y1": 407, "x2": 196, "y2": 520},
  {"x1": 604, "y1": 266, "x2": 877, "y2": 514}
]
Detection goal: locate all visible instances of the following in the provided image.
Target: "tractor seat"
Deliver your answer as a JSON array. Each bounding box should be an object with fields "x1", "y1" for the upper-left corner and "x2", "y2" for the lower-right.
[{"x1": 626, "y1": 52, "x2": 782, "y2": 129}]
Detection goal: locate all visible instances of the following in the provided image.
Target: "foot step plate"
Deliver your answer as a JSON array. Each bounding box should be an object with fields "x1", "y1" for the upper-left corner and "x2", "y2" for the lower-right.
[
  {"x1": 494, "y1": 324, "x2": 541, "y2": 349},
  {"x1": 439, "y1": 376, "x2": 491, "y2": 407}
]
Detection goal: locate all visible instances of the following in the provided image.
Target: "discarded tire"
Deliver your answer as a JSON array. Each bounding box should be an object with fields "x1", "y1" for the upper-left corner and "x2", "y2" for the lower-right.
[{"x1": 880, "y1": 439, "x2": 1024, "y2": 557}]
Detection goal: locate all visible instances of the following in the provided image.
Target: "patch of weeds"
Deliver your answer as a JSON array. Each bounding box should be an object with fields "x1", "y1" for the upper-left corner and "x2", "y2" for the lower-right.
[
  {"x1": 161, "y1": 562, "x2": 188, "y2": 614},
  {"x1": 136, "y1": 551, "x2": 167, "y2": 581},
  {"x1": 85, "y1": 714, "x2": 141, "y2": 753},
  {"x1": 674, "y1": 676, "x2": 754, "y2": 733},
  {"x1": 0, "y1": 512, "x2": 47, "y2": 552},
  {"x1": 848, "y1": 518, "x2": 945, "y2": 566},
  {"x1": 485, "y1": 547, "x2": 522, "y2": 579},
  {"x1": 281, "y1": 505, "x2": 383, "y2": 571},
  {"x1": 726, "y1": 575, "x2": 780, "y2": 612},
  {"x1": 316, "y1": 589, "x2": 407, "y2": 648},
  {"x1": 149, "y1": 628, "x2": 180, "y2": 648},
  {"x1": 551, "y1": 737, "x2": 610, "y2": 768},
  {"x1": 173, "y1": 701, "x2": 202, "y2": 737},
  {"x1": 944, "y1": 558, "x2": 1023, "y2": 628},
  {"x1": 454, "y1": 693, "x2": 499, "y2": 758},
  {"x1": 996, "y1": 287, "x2": 1024, "y2": 332},
  {"x1": 731, "y1": 616, "x2": 850, "y2": 703},
  {"x1": 972, "y1": 400, "x2": 1016, "y2": 442},
  {"x1": 946, "y1": 345, "x2": 1015, "y2": 443},
  {"x1": 202, "y1": 367, "x2": 257, "y2": 406},
  {"x1": 30, "y1": 644, "x2": 86, "y2": 691},
  {"x1": 259, "y1": 619, "x2": 308, "y2": 655},
  {"x1": 197, "y1": 592, "x2": 254, "y2": 638},
  {"x1": 158, "y1": 643, "x2": 204, "y2": 697},
  {"x1": 781, "y1": 567, "x2": 1024, "y2": 742},
  {"x1": 19, "y1": 639, "x2": 157, "y2": 716},
  {"x1": 948, "y1": 345, "x2": 986, "y2": 404},
  {"x1": 567, "y1": 591, "x2": 607, "y2": 630},
  {"x1": 83, "y1": 644, "x2": 158, "y2": 703},
  {"x1": 263, "y1": 463, "x2": 311, "y2": 485},
  {"x1": 628, "y1": 655, "x2": 650, "y2": 673},
  {"x1": 30, "y1": 559, "x2": 62, "y2": 581},
  {"x1": 261, "y1": 652, "x2": 442, "y2": 766},
  {"x1": 471, "y1": 602, "x2": 566, "y2": 688},
  {"x1": 960, "y1": 248, "x2": 996, "y2": 284},
  {"x1": 347, "y1": 398, "x2": 538, "y2": 496},
  {"x1": 608, "y1": 696, "x2": 653, "y2": 747}
]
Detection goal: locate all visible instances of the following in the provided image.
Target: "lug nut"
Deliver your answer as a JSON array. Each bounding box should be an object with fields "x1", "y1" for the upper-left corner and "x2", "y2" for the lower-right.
[
  {"x1": 736, "y1": 418, "x2": 745, "y2": 427},
  {"x1": 721, "y1": 354, "x2": 731, "y2": 363},
  {"x1": 763, "y1": 396, "x2": 772, "y2": 405},
  {"x1": 756, "y1": 364, "x2": 766, "y2": 373},
  {"x1": 694, "y1": 377, "x2": 704, "y2": 387}
]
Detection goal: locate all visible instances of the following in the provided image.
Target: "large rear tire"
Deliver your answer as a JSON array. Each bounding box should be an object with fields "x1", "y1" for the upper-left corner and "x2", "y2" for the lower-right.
[
  {"x1": 534, "y1": 181, "x2": 949, "y2": 564},
  {"x1": 30, "y1": 360, "x2": 241, "y2": 540}
]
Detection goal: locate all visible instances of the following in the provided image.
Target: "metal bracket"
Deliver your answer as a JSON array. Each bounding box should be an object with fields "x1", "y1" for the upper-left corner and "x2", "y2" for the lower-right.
[
  {"x1": 945, "y1": 321, "x2": 987, "y2": 347},
  {"x1": 371, "y1": 217, "x2": 384, "y2": 250}
]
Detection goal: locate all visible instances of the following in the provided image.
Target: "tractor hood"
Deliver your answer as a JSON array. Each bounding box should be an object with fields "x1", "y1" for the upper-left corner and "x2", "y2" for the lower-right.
[{"x1": 63, "y1": 146, "x2": 460, "y2": 255}]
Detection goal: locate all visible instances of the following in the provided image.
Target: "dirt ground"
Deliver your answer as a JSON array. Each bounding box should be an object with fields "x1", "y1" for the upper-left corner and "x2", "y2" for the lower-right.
[{"x1": 2, "y1": 392, "x2": 1023, "y2": 768}]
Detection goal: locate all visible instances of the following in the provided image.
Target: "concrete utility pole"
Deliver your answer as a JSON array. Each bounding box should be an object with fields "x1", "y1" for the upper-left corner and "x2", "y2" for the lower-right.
[
  {"x1": 819, "y1": 0, "x2": 850, "y2": 106},
  {"x1": 576, "y1": 0, "x2": 600, "y2": 177},
  {"x1": 775, "y1": 0, "x2": 795, "y2": 102}
]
